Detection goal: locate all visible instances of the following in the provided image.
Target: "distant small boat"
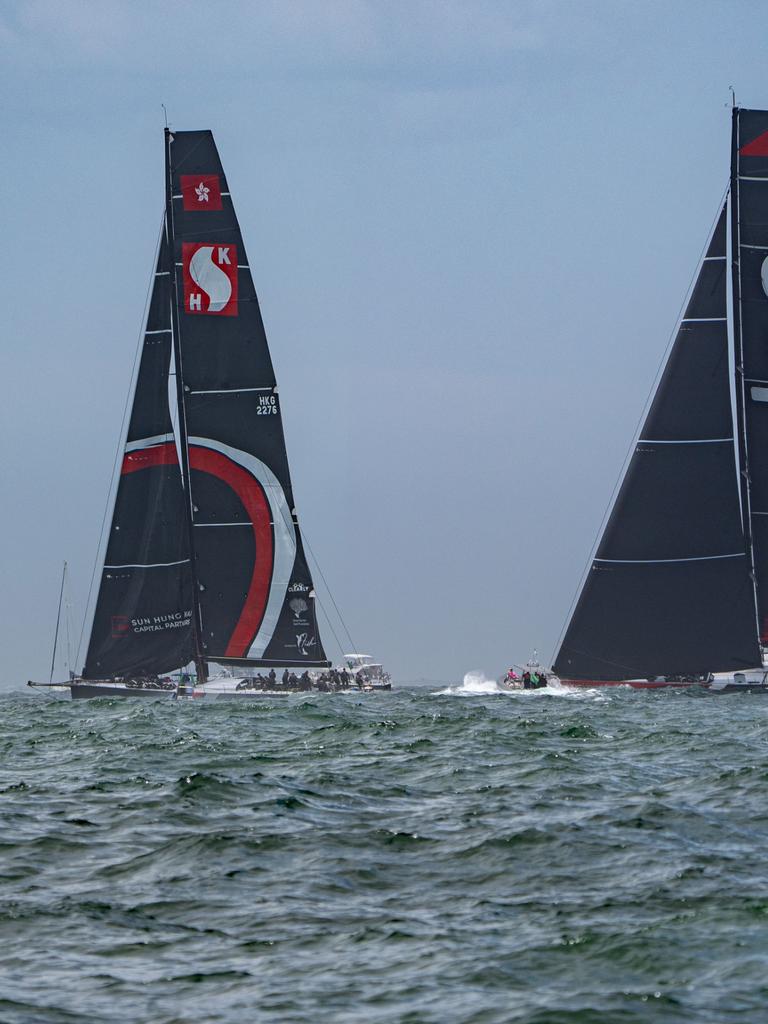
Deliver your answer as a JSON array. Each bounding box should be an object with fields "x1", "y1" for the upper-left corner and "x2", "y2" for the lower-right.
[
  {"x1": 342, "y1": 653, "x2": 392, "y2": 691},
  {"x1": 29, "y1": 128, "x2": 346, "y2": 699},
  {"x1": 498, "y1": 654, "x2": 549, "y2": 690},
  {"x1": 553, "y1": 106, "x2": 768, "y2": 694}
]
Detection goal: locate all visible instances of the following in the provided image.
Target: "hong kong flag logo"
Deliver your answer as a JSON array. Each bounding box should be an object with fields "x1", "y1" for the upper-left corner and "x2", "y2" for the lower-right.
[
  {"x1": 180, "y1": 174, "x2": 223, "y2": 211},
  {"x1": 183, "y1": 242, "x2": 238, "y2": 316}
]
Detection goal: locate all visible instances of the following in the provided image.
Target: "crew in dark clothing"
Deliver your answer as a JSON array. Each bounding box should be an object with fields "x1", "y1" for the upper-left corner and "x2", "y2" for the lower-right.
[
  {"x1": 268, "y1": 669, "x2": 276, "y2": 686},
  {"x1": 282, "y1": 669, "x2": 290, "y2": 686}
]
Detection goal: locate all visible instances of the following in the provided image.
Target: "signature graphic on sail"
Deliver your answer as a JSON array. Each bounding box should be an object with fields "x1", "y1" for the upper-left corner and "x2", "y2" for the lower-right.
[
  {"x1": 183, "y1": 242, "x2": 238, "y2": 316},
  {"x1": 296, "y1": 633, "x2": 317, "y2": 657}
]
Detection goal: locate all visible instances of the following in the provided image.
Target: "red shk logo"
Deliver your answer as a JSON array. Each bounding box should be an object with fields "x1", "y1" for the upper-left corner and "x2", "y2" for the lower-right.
[
  {"x1": 740, "y1": 131, "x2": 768, "y2": 157},
  {"x1": 183, "y1": 242, "x2": 238, "y2": 316},
  {"x1": 111, "y1": 616, "x2": 131, "y2": 639},
  {"x1": 180, "y1": 174, "x2": 223, "y2": 211}
]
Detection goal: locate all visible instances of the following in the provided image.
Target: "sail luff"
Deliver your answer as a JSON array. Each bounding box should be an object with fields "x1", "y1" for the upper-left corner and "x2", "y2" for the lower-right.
[{"x1": 165, "y1": 128, "x2": 208, "y2": 683}]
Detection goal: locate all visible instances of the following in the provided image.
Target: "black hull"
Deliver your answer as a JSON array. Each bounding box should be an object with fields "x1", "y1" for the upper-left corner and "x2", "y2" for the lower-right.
[{"x1": 70, "y1": 683, "x2": 176, "y2": 700}]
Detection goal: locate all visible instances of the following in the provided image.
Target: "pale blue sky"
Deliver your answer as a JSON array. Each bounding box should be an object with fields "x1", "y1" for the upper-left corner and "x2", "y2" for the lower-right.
[{"x1": 2, "y1": 0, "x2": 767, "y2": 686}]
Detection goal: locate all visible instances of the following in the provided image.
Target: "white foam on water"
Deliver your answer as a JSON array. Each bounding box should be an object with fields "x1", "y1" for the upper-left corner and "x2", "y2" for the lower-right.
[
  {"x1": 434, "y1": 671, "x2": 611, "y2": 702},
  {"x1": 433, "y1": 670, "x2": 501, "y2": 696}
]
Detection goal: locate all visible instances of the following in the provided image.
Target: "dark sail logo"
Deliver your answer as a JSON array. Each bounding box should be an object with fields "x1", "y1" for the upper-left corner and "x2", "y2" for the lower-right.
[
  {"x1": 111, "y1": 615, "x2": 131, "y2": 638},
  {"x1": 183, "y1": 242, "x2": 238, "y2": 316},
  {"x1": 180, "y1": 174, "x2": 223, "y2": 211}
]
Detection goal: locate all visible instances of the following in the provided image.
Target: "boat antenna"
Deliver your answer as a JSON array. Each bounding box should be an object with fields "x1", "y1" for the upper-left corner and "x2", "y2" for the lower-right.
[
  {"x1": 161, "y1": 103, "x2": 168, "y2": 129},
  {"x1": 730, "y1": 87, "x2": 736, "y2": 109}
]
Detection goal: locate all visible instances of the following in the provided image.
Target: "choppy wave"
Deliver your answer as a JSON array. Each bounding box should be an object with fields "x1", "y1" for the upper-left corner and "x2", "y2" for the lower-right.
[{"x1": 1, "y1": 685, "x2": 767, "y2": 1022}]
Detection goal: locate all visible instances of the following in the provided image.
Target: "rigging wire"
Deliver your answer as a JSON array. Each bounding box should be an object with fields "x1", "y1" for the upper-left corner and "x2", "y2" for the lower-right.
[
  {"x1": 548, "y1": 183, "x2": 731, "y2": 670},
  {"x1": 315, "y1": 592, "x2": 346, "y2": 662},
  {"x1": 49, "y1": 561, "x2": 67, "y2": 682},
  {"x1": 75, "y1": 212, "x2": 166, "y2": 671},
  {"x1": 301, "y1": 528, "x2": 358, "y2": 655}
]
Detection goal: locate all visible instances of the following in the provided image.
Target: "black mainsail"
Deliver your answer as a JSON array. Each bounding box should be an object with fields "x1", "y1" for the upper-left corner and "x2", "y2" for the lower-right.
[
  {"x1": 83, "y1": 129, "x2": 328, "y2": 681},
  {"x1": 554, "y1": 107, "x2": 768, "y2": 681}
]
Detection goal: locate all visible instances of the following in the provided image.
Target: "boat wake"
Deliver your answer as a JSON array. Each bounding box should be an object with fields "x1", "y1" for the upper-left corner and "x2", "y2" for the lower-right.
[{"x1": 434, "y1": 671, "x2": 596, "y2": 698}]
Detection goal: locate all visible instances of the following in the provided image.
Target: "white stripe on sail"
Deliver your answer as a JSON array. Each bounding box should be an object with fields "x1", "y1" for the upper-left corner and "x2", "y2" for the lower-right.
[{"x1": 125, "y1": 434, "x2": 174, "y2": 453}]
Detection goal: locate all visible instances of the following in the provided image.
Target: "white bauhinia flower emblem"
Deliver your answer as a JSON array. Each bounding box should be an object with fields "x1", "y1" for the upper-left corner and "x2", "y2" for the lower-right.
[{"x1": 195, "y1": 181, "x2": 210, "y2": 203}]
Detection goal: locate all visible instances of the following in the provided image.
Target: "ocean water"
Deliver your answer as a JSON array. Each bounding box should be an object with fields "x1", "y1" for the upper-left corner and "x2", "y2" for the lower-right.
[{"x1": 2, "y1": 675, "x2": 768, "y2": 1023}]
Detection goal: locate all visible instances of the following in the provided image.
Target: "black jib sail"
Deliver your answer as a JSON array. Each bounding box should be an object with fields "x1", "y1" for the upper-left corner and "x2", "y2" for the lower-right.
[
  {"x1": 83, "y1": 129, "x2": 328, "y2": 679},
  {"x1": 554, "y1": 112, "x2": 768, "y2": 679},
  {"x1": 84, "y1": 232, "x2": 195, "y2": 679}
]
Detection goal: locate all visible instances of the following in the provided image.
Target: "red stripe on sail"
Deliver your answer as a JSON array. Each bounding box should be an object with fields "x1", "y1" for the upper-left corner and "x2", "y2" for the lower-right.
[
  {"x1": 740, "y1": 130, "x2": 768, "y2": 156},
  {"x1": 188, "y1": 445, "x2": 274, "y2": 658},
  {"x1": 120, "y1": 442, "x2": 274, "y2": 658}
]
